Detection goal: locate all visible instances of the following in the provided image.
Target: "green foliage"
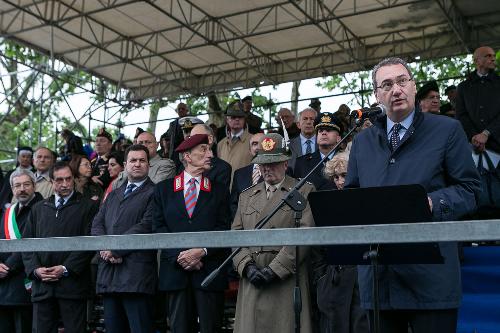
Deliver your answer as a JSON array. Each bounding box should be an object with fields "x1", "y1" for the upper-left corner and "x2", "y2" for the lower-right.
[{"x1": 317, "y1": 55, "x2": 473, "y2": 107}]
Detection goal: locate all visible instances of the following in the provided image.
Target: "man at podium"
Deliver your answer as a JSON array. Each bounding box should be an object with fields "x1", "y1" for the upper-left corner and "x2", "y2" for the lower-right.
[{"x1": 345, "y1": 57, "x2": 481, "y2": 333}]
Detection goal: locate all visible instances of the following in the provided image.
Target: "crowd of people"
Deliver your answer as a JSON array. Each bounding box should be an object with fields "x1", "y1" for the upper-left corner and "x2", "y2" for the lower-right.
[{"x1": 0, "y1": 45, "x2": 497, "y2": 333}]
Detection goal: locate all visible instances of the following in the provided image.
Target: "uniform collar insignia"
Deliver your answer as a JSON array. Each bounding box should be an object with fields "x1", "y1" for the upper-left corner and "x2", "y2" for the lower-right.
[
  {"x1": 200, "y1": 176, "x2": 211, "y2": 192},
  {"x1": 173, "y1": 173, "x2": 184, "y2": 192}
]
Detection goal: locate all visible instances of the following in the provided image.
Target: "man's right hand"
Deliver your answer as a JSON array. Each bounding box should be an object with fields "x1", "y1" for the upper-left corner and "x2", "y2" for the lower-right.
[{"x1": 0, "y1": 263, "x2": 9, "y2": 278}]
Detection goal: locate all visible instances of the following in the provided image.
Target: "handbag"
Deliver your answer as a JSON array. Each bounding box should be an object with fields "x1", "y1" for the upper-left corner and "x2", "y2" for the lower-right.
[{"x1": 476, "y1": 151, "x2": 500, "y2": 209}]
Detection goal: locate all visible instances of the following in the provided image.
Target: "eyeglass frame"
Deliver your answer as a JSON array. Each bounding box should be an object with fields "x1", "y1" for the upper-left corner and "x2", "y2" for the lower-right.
[{"x1": 375, "y1": 76, "x2": 414, "y2": 92}]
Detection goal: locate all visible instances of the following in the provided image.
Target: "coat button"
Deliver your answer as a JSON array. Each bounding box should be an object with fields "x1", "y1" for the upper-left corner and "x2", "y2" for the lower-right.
[
  {"x1": 188, "y1": 219, "x2": 192, "y2": 224},
  {"x1": 389, "y1": 158, "x2": 395, "y2": 164}
]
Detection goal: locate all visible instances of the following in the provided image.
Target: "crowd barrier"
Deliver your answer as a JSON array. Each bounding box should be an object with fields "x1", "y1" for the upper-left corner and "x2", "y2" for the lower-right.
[{"x1": 1, "y1": 220, "x2": 500, "y2": 253}]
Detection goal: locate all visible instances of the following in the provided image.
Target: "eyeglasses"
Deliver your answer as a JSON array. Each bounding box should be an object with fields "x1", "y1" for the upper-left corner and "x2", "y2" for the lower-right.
[
  {"x1": 79, "y1": 162, "x2": 91, "y2": 168},
  {"x1": 376, "y1": 77, "x2": 413, "y2": 92},
  {"x1": 13, "y1": 182, "x2": 33, "y2": 190}
]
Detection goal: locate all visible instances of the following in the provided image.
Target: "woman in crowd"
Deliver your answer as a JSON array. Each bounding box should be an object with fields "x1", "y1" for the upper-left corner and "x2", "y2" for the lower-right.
[
  {"x1": 70, "y1": 154, "x2": 103, "y2": 202},
  {"x1": 314, "y1": 152, "x2": 369, "y2": 333},
  {"x1": 103, "y1": 151, "x2": 124, "y2": 202}
]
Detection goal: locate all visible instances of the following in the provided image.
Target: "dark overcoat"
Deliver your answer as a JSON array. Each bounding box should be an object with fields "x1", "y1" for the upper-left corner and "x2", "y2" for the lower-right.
[
  {"x1": 152, "y1": 173, "x2": 230, "y2": 292},
  {"x1": 0, "y1": 192, "x2": 43, "y2": 305},
  {"x1": 91, "y1": 178, "x2": 157, "y2": 294},
  {"x1": 345, "y1": 110, "x2": 481, "y2": 309},
  {"x1": 293, "y1": 151, "x2": 336, "y2": 191},
  {"x1": 230, "y1": 164, "x2": 263, "y2": 219},
  {"x1": 22, "y1": 192, "x2": 98, "y2": 302}
]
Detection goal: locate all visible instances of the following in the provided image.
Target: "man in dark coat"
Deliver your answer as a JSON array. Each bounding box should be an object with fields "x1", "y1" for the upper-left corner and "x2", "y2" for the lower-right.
[
  {"x1": 0, "y1": 169, "x2": 43, "y2": 333},
  {"x1": 345, "y1": 57, "x2": 481, "y2": 333},
  {"x1": 288, "y1": 108, "x2": 318, "y2": 170},
  {"x1": 456, "y1": 46, "x2": 500, "y2": 154},
  {"x1": 0, "y1": 147, "x2": 33, "y2": 212},
  {"x1": 230, "y1": 133, "x2": 264, "y2": 219},
  {"x1": 91, "y1": 145, "x2": 157, "y2": 333},
  {"x1": 293, "y1": 112, "x2": 343, "y2": 191},
  {"x1": 22, "y1": 161, "x2": 98, "y2": 333},
  {"x1": 153, "y1": 134, "x2": 230, "y2": 333}
]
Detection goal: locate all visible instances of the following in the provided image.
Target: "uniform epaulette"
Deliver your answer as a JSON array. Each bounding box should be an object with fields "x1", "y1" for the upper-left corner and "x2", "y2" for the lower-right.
[{"x1": 241, "y1": 183, "x2": 259, "y2": 193}]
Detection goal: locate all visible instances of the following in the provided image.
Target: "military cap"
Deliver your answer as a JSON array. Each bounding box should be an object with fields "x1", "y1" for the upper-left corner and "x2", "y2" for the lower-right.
[
  {"x1": 242, "y1": 95, "x2": 253, "y2": 102},
  {"x1": 252, "y1": 133, "x2": 291, "y2": 164},
  {"x1": 309, "y1": 98, "x2": 321, "y2": 108},
  {"x1": 96, "y1": 127, "x2": 113, "y2": 142},
  {"x1": 179, "y1": 116, "x2": 204, "y2": 130},
  {"x1": 134, "y1": 127, "x2": 145, "y2": 139},
  {"x1": 175, "y1": 134, "x2": 209, "y2": 153},
  {"x1": 314, "y1": 112, "x2": 343, "y2": 133},
  {"x1": 416, "y1": 80, "x2": 439, "y2": 101},
  {"x1": 225, "y1": 100, "x2": 246, "y2": 117}
]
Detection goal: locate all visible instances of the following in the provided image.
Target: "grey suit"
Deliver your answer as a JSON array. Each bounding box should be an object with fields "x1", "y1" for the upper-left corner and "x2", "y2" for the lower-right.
[{"x1": 289, "y1": 135, "x2": 317, "y2": 171}]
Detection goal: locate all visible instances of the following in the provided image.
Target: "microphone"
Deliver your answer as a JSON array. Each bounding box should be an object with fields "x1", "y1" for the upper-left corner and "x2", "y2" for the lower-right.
[{"x1": 350, "y1": 105, "x2": 386, "y2": 119}]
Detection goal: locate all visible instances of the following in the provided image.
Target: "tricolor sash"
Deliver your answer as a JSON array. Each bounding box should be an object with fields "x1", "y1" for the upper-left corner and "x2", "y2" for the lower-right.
[
  {"x1": 3, "y1": 203, "x2": 21, "y2": 240},
  {"x1": 3, "y1": 203, "x2": 32, "y2": 291}
]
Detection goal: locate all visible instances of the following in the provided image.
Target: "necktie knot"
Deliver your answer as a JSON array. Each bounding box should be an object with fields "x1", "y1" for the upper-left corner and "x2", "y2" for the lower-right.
[
  {"x1": 267, "y1": 184, "x2": 277, "y2": 199},
  {"x1": 124, "y1": 183, "x2": 137, "y2": 198},
  {"x1": 57, "y1": 197, "x2": 65, "y2": 208}
]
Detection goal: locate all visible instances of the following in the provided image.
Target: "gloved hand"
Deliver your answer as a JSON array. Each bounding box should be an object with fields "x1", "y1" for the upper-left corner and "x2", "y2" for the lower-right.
[
  {"x1": 260, "y1": 266, "x2": 278, "y2": 285},
  {"x1": 244, "y1": 263, "x2": 265, "y2": 288}
]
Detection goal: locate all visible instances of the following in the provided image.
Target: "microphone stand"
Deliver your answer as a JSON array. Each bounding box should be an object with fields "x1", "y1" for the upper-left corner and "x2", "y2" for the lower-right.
[{"x1": 201, "y1": 117, "x2": 364, "y2": 331}]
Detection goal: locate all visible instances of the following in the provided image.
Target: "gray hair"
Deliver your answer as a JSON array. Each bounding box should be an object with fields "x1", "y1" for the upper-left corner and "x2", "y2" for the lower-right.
[
  {"x1": 298, "y1": 108, "x2": 318, "y2": 119},
  {"x1": 371, "y1": 57, "x2": 413, "y2": 91},
  {"x1": 10, "y1": 168, "x2": 36, "y2": 187}
]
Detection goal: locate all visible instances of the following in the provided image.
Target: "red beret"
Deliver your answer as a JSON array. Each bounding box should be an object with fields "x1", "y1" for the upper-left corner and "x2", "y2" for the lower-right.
[{"x1": 175, "y1": 134, "x2": 209, "y2": 153}]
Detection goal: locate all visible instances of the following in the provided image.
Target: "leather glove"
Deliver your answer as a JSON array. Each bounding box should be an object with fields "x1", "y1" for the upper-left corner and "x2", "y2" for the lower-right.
[
  {"x1": 260, "y1": 266, "x2": 278, "y2": 285},
  {"x1": 244, "y1": 263, "x2": 265, "y2": 288}
]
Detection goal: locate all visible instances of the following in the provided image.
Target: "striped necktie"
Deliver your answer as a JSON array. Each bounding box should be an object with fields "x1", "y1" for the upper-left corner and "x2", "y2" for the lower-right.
[
  {"x1": 305, "y1": 139, "x2": 312, "y2": 154},
  {"x1": 184, "y1": 178, "x2": 198, "y2": 218},
  {"x1": 252, "y1": 165, "x2": 261, "y2": 185}
]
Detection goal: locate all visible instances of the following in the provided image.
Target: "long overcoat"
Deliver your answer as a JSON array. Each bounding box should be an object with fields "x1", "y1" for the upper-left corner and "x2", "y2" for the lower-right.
[
  {"x1": 91, "y1": 178, "x2": 157, "y2": 294},
  {"x1": 232, "y1": 175, "x2": 315, "y2": 333},
  {"x1": 345, "y1": 110, "x2": 481, "y2": 309}
]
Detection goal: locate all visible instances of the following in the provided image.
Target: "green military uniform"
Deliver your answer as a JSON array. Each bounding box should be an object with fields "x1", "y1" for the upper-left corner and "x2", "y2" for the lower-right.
[{"x1": 232, "y1": 133, "x2": 315, "y2": 333}]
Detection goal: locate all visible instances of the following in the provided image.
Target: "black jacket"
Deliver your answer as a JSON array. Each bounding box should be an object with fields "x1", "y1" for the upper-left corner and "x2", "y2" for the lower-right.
[
  {"x1": 22, "y1": 192, "x2": 98, "y2": 302},
  {"x1": 456, "y1": 70, "x2": 500, "y2": 153},
  {"x1": 0, "y1": 192, "x2": 44, "y2": 305},
  {"x1": 152, "y1": 173, "x2": 230, "y2": 292},
  {"x1": 91, "y1": 178, "x2": 157, "y2": 294},
  {"x1": 230, "y1": 164, "x2": 263, "y2": 220},
  {"x1": 293, "y1": 152, "x2": 336, "y2": 191}
]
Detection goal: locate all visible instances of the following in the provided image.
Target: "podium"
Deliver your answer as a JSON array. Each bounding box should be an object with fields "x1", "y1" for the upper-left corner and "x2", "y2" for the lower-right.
[{"x1": 308, "y1": 184, "x2": 443, "y2": 333}]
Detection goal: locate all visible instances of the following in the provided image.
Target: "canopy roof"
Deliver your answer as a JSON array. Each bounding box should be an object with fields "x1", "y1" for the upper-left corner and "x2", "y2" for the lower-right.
[{"x1": 1, "y1": 0, "x2": 499, "y2": 100}]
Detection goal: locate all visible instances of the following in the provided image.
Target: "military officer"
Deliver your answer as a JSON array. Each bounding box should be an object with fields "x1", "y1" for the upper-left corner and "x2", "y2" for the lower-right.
[
  {"x1": 232, "y1": 133, "x2": 315, "y2": 333},
  {"x1": 152, "y1": 134, "x2": 230, "y2": 333}
]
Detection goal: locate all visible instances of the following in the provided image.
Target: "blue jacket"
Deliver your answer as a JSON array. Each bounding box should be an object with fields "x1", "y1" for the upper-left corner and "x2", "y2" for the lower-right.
[{"x1": 345, "y1": 110, "x2": 480, "y2": 310}]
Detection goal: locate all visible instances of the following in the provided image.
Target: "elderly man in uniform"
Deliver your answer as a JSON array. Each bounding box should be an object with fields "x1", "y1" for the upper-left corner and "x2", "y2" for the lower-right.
[
  {"x1": 232, "y1": 133, "x2": 315, "y2": 333},
  {"x1": 153, "y1": 134, "x2": 230, "y2": 333},
  {"x1": 346, "y1": 57, "x2": 480, "y2": 332}
]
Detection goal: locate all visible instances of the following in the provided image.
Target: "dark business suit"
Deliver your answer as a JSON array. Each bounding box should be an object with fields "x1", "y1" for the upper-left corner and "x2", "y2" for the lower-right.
[
  {"x1": 91, "y1": 178, "x2": 157, "y2": 333},
  {"x1": 293, "y1": 151, "x2": 336, "y2": 191},
  {"x1": 230, "y1": 164, "x2": 262, "y2": 220},
  {"x1": 152, "y1": 173, "x2": 230, "y2": 333}
]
